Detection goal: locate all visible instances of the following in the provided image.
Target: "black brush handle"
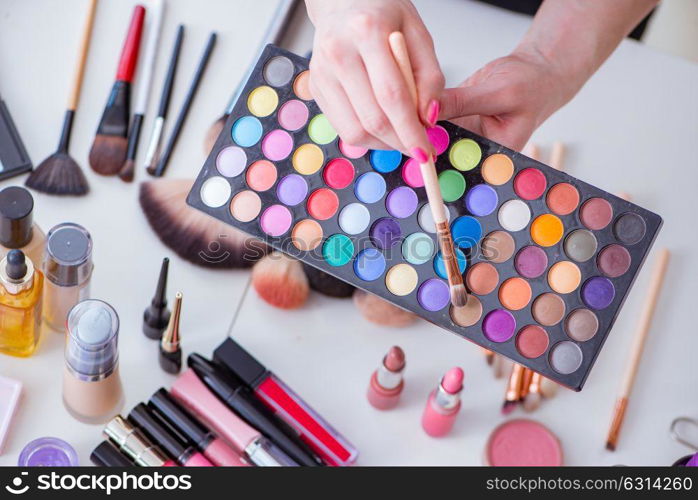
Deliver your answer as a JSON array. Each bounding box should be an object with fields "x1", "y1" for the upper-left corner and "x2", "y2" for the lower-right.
[
  {"x1": 158, "y1": 25, "x2": 185, "y2": 119},
  {"x1": 125, "y1": 113, "x2": 144, "y2": 161},
  {"x1": 154, "y1": 32, "x2": 217, "y2": 177},
  {"x1": 57, "y1": 109, "x2": 75, "y2": 153}
]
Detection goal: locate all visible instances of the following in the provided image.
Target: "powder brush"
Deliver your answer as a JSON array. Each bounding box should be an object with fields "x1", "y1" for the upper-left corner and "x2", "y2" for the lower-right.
[{"x1": 89, "y1": 5, "x2": 145, "y2": 176}]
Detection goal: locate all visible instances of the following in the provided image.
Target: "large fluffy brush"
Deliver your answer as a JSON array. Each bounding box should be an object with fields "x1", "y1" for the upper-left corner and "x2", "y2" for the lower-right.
[
  {"x1": 89, "y1": 5, "x2": 145, "y2": 176},
  {"x1": 301, "y1": 263, "x2": 354, "y2": 298},
  {"x1": 25, "y1": 0, "x2": 97, "y2": 195},
  {"x1": 353, "y1": 289, "x2": 418, "y2": 327},
  {"x1": 252, "y1": 252, "x2": 309, "y2": 309},
  {"x1": 139, "y1": 179, "x2": 267, "y2": 268}
]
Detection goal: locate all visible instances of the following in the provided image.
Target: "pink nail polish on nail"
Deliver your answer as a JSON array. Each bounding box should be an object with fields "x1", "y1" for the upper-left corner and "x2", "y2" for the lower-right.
[
  {"x1": 427, "y1": 100, "x2": 440, "y2": 127},
  {"x1": 421, "y1": 367, "x2": 464, "y2": 437},
  {"x1": 411, "y1": 147, "x2": 429, "y2": 164}
]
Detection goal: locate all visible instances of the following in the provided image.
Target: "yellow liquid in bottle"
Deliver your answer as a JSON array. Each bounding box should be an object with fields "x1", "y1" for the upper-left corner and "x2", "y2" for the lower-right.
[{"x1": 0, "y1": 271, "x2": 43, "y2": 357}]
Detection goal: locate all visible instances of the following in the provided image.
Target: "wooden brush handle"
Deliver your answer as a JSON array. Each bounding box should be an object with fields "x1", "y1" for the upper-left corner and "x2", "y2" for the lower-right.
[
  {"x1": 68, "y1": 0, "x2": 98, "y2": 110},
  {"x1": 116, "y1": 5, "x2": 146, "y2": 82}
]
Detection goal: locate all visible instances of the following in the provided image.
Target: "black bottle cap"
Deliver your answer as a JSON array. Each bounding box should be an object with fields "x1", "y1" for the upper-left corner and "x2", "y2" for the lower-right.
[
  {"x1": 0, "y1": 186, "x2": 33, "y2": 248},
  {"x1": 148, "y1": 389, "x2": 211, "y2": 449},
  {"x1": 5, "y1": 249, "x2": 26, "y2": 280},
  {"x1": 90, "y1": 440, "x2": 133, "y2": 467},
  {"x1": 128, "y1": 403, "x2": 188, "y2": 461},
  {"x1": 213, "y1": 337, "x2": 269, "y2": 388},
  {"x1": 143, "y1": 258, "x2": 171, "y2": 339}
]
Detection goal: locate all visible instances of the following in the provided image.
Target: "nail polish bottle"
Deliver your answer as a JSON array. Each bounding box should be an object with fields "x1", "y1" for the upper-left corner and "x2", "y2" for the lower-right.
[
  {"x1": 0, "y1": 250, "x2": 44, "y2": 357},
  {"x1": 159, "y1": 291, "x2": 182, "y2": 374},
  {"x1": 367, "y1": 346, "x2": 405, "y2": 410},
  {"x1": 421, "y1": 367, "x2": 464, "y2": 437},
  {"x1": 0, "y1": 186, "x2": 45, "y2": 267},
  {"x1": 43, "y1": 223, "x2": 93, "y2": 332},
  {"x1": 62, "y1": 299, "x2": 123, "y2": 423},
  {"x1": 143, "y1": 258, "x2": 171, "y2": 339}
]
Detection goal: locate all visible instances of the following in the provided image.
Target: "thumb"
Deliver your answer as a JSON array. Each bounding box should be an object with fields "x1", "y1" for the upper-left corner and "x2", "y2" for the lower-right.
[{"x1": 439, "y1": 84, "x2": 506, "y2": 120}]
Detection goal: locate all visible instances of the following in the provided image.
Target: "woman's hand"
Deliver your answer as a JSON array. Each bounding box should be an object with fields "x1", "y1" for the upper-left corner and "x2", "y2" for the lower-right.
[
  {"x1": 305, "y1": 0, "x2": 444, "y2": 155},
  {"x1": 438, "y1": 48, "x2": 571, "y2": 152}
]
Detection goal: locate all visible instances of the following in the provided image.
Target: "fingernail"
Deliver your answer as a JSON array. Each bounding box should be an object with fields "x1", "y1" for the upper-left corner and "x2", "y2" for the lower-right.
[
  {"x1": 411, "y1": 147, "x2": 429, "y2": 164},
  {"x1": 427, "y1": 100, "x2": 440, "y2": 127}
]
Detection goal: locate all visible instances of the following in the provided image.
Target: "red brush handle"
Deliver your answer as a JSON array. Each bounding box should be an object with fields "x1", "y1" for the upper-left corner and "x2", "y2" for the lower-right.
[{"x1": 116, "y1": 5, "x2": 146, "y2": 82}]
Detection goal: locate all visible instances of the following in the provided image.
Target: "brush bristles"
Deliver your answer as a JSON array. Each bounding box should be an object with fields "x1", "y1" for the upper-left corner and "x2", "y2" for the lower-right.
[
  {"x1": 252, "y1": 252, "x2": 309, "y2": 309},
  {"x1": 119, "y1": 159, "x2": 135, "y2": 183},
  {"x1": 89, "y1": 135, "x2": 129, "y2": 176},
  {"x1": 25, "y1": 152, "x2": 89, "y2": 196},
  {"x1": 139, "y1": 179, "x2": 268, "y2": 268},
  {"x1": 301, "y1": 263, "x2": 354, "y2": 298},
  {"x1": 501, "y1": 400, "x2": 518, "y2": 415},
  {"x1": 353, "y1": 289, "x2": 417, "y2": 327},
  {"x1": 204, "y1": 116, "x2": 226, "y2": 155},
  {"x1": 450, "y1": 285, "x2": 468, "y2": 308}
]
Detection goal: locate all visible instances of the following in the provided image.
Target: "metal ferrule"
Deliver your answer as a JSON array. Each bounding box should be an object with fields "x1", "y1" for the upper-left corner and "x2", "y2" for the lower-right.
[
  {"x1": 143, "y1": 116, "x2": 165, "y2": 171},
  {"x1": 104, "y1": 416, "x2": 168, "y2": 467},
  {"x1": 376, "y1": 361, "x2": 403, "y2": 390},
  {"x1": 434, "y1": 382, "x2": 462, "y2": 411},
  {"x1": 0, "y1": 256, "x2": 34, "y2": 295},
  {"x1": 245, "y1": 437, "x2": 298, "y2": 467},
  {"x1": 64, "y1": 359, "x2": 117, "y2": 382}
]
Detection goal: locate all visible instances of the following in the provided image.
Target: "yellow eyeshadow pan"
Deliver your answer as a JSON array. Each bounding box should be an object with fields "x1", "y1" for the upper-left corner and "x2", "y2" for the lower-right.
[{"x1": 190, "y1": 45, "x2": 662, "y2": 392}]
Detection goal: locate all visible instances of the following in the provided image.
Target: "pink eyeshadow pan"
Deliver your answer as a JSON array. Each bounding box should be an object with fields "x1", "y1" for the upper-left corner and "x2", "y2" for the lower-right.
[
  {"x1": 401, "y1": 158, "x2": 424, "y2": 188},
  {"x1": 246, "y1": 160, "x2": 277, "y2": 191},
  {"x1": 277, "y1": 99, "x2": 309, "y2": 131},
  {"x1": 262, "y1": 130, "x2": 293, "y2": 161},
  {"x1": 338, "y1": 139, "x2": 368, "y2": 159},
  {"x1": 260, "y1": 204, "x2": 292, "y2": 236},
  {"x1": 427, "y1": 125, "x2": 449, "y2": 155}
]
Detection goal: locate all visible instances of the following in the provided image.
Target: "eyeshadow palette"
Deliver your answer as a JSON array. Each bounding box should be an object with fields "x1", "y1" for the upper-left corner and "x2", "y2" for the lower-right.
[{"x1": 188, "y1": 45, "x2": 662, "y2": 390}]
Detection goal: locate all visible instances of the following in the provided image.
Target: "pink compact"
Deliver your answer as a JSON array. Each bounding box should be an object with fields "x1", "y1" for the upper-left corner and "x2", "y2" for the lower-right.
[{"x1": 485, "y1": 419, "x2": 563, "y2": 466}]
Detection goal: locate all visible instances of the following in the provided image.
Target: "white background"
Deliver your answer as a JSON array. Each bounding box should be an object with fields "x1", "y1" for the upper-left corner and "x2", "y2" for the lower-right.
[{"x1": 0, "y1": 0, "x2": 696, "y2": 466}]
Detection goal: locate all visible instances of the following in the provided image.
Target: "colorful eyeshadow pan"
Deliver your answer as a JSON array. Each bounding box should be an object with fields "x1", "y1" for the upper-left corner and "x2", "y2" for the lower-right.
[
  {"x1": 232, "y1": 116, "x2": 263, "y2": 147},
  {"x1": 190, "y1": 46, "x2": 662, "y2": 391}
]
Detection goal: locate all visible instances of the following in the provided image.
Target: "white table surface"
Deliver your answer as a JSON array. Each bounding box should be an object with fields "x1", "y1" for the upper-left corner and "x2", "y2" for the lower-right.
[{"x1": 0, "y1": 0, "x2": 696, "y2": 467}]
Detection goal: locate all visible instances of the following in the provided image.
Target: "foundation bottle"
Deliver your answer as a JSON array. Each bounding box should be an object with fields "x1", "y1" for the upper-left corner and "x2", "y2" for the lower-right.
[
  {"x1": 0, "y1": 186, "x2": 45, "y2": 266},
  {"x1": 62, "y1": 299, "x2": 123, "y2": 423},
  {"x1": 0, "y1": 250, "x2": 44, "y2": 357},
  {"x1": 43, "y1": 223, "x2": 93, "y2": 332}
]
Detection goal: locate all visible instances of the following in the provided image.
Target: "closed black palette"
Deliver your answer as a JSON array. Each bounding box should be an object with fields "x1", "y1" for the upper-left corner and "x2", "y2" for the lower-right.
[{"x1": 187, "y1": 45, "x2": 662, "y2": 390}]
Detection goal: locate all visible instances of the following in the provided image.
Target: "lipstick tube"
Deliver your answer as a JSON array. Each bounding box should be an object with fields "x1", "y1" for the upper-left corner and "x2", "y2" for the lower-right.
[
  {"x1": 90, "y1": 440, "x2": 134, "y2": 467},
  {"x1": 421, "y1": 367, "x2": 464, "y2": 437},
  {"x1": 367, "y1": 346, "x2": 405, "y2": 410},
  {"x1": 104, "y1": 415, "x2": 176, "y2": 466},
  {"x1": 214, "y1": 337, "x2": 357, "y2": 466},
  {"x1": 149, "y1": 388, "x2": 248, "y2": 467},
  {"x1": 171, "y1": 369, "x2": 298, "y2": 466},
  {"x1": 189, "y1": 354, "x2": 323, "y2": 466},
  {"x1": 128, "y1": 403, "x2": 213, "y2": 467}
]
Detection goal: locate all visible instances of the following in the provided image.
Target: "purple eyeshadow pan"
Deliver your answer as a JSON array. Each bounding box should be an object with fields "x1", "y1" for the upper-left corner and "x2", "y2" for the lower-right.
[
  {"x1": 385, "y1": 186, "x2": 418, "y2": 218},
  {"x1": 276, "y1": 174, "x2": 308, "y2": 206},
  {"x1": 581, "y1": 277, "x2": 615, "y2": 310},
  {"x1": 465, "y1": 184, "x2": 498, "y2": 217},
  {"x1": 515, "y1": 246, "x2": 549, "y2": 279},
  {"x1": 417, "y1": 279, "x2": 450, "y2": 311},
  {"x1": 370, "y1": 218, "x2": 401, "y2": 249},
  {"x1": 482, "y1": 309, "x2": 516, "y2": 342}
]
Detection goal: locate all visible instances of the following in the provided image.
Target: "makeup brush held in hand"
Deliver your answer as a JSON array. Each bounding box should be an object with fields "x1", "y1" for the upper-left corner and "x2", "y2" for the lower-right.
[
  {"x1": 25, "y1": 0, "x2": 97, "y2": 195},
  {"x1": 388, "y1": 31, "x2": 467, "y2": 308},
  {"x1": 119, "y1": 0, "x2": 165, "y2": 182},
  {"x1": 89, "y1": 5, "x2": 145, "y2": 176},
  {"x1": 139, "y1": 178, "x2": 268, "y2": 268}
]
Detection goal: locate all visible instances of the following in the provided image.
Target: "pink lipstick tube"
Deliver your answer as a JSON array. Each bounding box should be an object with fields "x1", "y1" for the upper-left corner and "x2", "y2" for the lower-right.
[
  {"x1": 171, "y1": 369, "x2": 297, "y2": 466},
  {"x1": 367, "y1": 346, "x2": 405, "y2": 410},
  {"x1": 421, "y1": 367, "x2": 464, "y2": 437}
]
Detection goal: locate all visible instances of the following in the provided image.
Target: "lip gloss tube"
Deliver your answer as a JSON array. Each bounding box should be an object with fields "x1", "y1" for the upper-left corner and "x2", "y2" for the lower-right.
[
  {"x1": 189, "y1": 354, "x2": 323, "y2": 466},
  {"x1": 149, "y1": 388, "x2": 248, "y2": 467},
  {"x1": 171, "y1": 368, "x2": 298, "y2": 466},
  {"x1": 214, "y1": 337, "x2": 357, "y2": 466},
  {"x1": 104, "y1": 415, "x2": 176, "y2": 466},
  {"x1": 421, "y1": 367, "x2": 464, "y2": 437},
  {"x1": 129, "y1": 403, "x2": 213, "y2": 467}
]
